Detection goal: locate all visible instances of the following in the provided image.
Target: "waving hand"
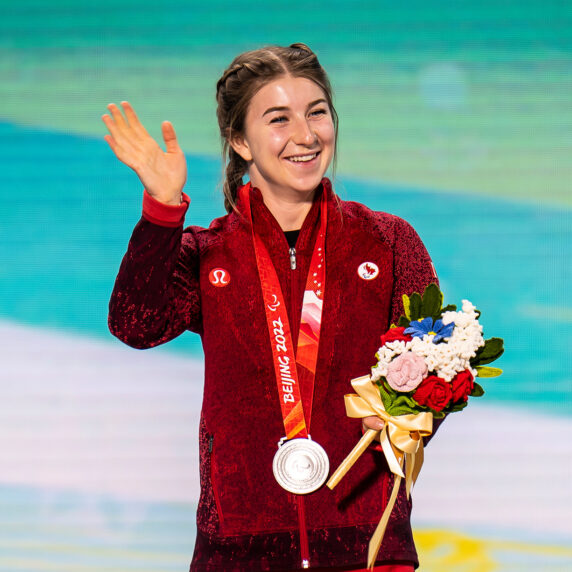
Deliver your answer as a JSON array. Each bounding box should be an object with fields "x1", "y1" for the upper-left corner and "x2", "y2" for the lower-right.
[{"x1": 102, "y1": 101, "x2": 187, "y2": 205}]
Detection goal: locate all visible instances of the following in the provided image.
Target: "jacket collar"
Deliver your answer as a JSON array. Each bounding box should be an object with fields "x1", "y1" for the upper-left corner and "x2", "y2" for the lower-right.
[{"x1": 235, "y1": 178, "x2": 336, "y2": 253}]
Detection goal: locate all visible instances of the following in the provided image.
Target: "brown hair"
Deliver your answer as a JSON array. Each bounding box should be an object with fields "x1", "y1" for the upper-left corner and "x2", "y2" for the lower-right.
[{"x1": 216, "y1": 43, "x2": 338, "y2": 213}]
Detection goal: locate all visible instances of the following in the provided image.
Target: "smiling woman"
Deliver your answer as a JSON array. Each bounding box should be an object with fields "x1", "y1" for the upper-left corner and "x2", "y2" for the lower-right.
[{"x1": 103, "y1": 43, "x2": 437, "y2": 572}]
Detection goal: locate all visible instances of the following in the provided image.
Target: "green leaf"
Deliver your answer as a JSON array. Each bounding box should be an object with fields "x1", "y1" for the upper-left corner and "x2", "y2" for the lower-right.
[
  {"x1": 471, "y1": 337, "x2": 504, "y2": 366},
  {"x1": 402, "y1": 294, "x2": 411, "y2": 321},
  {"x1": 397, "y1": 315, "x2": 410, "y2": 328},
  {"x1": 471, "y1": 382, "x2": 485, "y2": 397},
  {"x1": 409, "y1": 293, "x2": 423, "y2": 321},
  {"x1": 440, "y1": 304, "x2": 457, "y2": 313},
  {"x1": 378, "y1": 379, "x2": 397, "y2": 412},
  {"x1": 386, "y1": 393, "x2": 419, "y2": 416},
  {"x1": 445, "y1": 400, "x2": 469, "y2": 414},
  {"x1": 397, "y1": 316, "x2": 409, "y2": 328},
  {"x1": 476, "y1": 366, "x2": 503, "y2": 378},
  {"x1": 421, "y1": 283, "x2": 442, "y2": 320},
  {"x1": 377, "y1": 381, "x2": 426, "y2": 416}
]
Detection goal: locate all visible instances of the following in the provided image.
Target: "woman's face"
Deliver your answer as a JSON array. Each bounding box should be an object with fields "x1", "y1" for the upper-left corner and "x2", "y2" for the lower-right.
[{"x1": 231, "y1": 75, "x2": 335, "y2": 201}]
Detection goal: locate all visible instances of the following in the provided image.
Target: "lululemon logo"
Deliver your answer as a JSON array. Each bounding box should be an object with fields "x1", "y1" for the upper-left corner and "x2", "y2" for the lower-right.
[
  {"x1": 209, "y1": 268, "x2": 230, "y2": 287},
  {"x1": 357, "y1": 262, "x2": 379, "y2": 281}
]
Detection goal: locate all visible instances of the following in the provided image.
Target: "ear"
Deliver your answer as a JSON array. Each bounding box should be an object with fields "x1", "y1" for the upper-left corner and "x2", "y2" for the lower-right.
[{"x1": 229, "y1": 132, "x2": 252, "y2": 162}]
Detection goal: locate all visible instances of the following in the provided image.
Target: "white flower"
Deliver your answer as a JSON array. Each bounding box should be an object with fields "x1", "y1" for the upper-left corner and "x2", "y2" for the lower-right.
[{"x1": 462, "y1": 299, "x2": 477, "y2": 313}]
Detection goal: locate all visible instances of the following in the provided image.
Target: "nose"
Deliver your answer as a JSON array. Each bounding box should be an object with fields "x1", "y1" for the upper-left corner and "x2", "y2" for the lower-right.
[{"x1": 292, "y1": 116, "x2": 317, "y2": 146}]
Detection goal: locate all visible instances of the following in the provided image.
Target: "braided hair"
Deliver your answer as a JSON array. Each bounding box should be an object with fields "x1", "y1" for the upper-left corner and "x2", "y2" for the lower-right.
[{"x1": 216, "y1": 43, "x2": 338, "y2": 213}]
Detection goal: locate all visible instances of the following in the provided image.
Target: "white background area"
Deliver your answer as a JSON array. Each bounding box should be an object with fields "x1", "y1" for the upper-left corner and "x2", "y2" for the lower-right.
[{"x1": 1, "y1": 320, "x2": 203, "y2": 503}]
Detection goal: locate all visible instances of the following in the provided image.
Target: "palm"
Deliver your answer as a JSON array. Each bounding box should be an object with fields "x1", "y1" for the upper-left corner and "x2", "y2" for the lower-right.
[{"x1": 102, "y1": 102, "x2": 187, "y2": 205}]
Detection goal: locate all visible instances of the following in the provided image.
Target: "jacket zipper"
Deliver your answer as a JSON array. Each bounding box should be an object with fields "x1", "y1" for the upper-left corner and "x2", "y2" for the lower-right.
[
  {"x1": 289, "y1": 243, "x2": 310, "y2": 567},
  {"x1": 297, "y1": 495, "x2": 310, "y2": 568},
  {"x1": 289, "y1": 246, "x2": 297, "y2": 270}
]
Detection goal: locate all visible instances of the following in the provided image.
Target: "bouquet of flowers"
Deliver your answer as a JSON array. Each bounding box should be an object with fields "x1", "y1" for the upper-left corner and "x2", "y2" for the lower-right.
[
  {"x1": 327, "y1": 283, "x2": 503, "y2": 569},
  {"x1": 371, "y1": 282, "x2": 503, "y2": 418}
]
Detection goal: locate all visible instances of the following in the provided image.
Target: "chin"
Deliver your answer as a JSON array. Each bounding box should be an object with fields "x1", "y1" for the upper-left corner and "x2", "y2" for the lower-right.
[{"x1": 289, "y1": 175, "x2": 326, "y2": 195}]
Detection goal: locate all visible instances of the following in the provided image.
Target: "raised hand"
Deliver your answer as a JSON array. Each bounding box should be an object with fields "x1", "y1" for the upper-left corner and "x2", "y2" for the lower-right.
[{"x1": 102, "y1": 101, "x2": 187, "y2": 205}]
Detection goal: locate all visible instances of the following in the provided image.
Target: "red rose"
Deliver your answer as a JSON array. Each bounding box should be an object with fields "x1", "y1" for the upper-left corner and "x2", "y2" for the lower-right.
[
  {"x1": 380, "y1": 327, "x2": 412, "y2": 346},
  {"x1": 451, "y1": 370, "x2": 474, "y2": 403},
  {"x1": 413, "y1": 375, "x2": 453, "y2": 412}
]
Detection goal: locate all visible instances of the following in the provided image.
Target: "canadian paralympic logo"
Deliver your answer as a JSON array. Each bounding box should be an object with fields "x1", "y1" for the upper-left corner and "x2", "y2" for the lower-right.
[
  {"x1": 357, "y1": 262, "x2": 379, "y2": 281},
  {"x1": 209, "y1": 268, "x2": 230, "y2": 287}
]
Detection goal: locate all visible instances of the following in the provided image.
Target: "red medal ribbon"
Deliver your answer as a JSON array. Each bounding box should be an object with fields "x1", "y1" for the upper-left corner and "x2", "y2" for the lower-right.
[{"x1": 241, "y1": 183, "x2": 327, "y2": 440}]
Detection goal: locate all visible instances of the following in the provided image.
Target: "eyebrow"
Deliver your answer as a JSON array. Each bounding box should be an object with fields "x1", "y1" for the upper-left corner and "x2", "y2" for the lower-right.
[{"x1": 262, "y1": 98, "x2": 327, "y2": 117}]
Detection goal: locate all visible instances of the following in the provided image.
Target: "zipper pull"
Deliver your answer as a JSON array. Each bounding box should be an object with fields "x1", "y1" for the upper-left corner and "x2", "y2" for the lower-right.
[
  {"x1": 289, "y1": 247, "x2": 297, "y2": 270},
  {"x1": 208, "y1": 434, "x2": 214, "y2": 454}
]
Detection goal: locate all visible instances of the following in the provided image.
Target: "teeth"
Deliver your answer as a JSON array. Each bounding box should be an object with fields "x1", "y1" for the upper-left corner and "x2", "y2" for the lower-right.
[{"x1": 288, "y1": 153, "x2": 317, "y2": 162}]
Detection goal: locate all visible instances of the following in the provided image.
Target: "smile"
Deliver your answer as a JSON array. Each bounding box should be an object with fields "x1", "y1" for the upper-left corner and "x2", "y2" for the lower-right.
[{"x1": 286, "y1": 152, "x2": 319, "y2": 163}]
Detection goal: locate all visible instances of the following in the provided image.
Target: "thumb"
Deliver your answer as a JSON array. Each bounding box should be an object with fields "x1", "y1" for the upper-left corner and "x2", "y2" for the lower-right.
[{"x1": 162, "y1": 121, "x2": 180, "y2": 153}]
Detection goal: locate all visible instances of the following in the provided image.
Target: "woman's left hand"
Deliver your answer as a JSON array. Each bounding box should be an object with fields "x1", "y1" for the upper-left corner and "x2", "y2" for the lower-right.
[{"x1": 362, "y1": 415, "x2": 384, "y2": 432}]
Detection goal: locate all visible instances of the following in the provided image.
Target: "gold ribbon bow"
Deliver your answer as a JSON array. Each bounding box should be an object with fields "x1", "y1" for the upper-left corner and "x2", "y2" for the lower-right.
[{"x1": 327, "y1": 375, "x2": 433, "y2": 570}]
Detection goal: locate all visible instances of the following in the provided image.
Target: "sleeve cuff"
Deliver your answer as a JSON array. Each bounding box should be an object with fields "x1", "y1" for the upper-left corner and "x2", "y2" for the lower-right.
[{"x1": 142, "y1": 189, "x2": 190, "y2": 228}]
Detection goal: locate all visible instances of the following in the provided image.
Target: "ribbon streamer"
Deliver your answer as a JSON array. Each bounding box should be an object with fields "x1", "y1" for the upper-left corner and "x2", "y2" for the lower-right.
[{"x1": 326, "y1": 375, "x2": 433, "y2": 570}]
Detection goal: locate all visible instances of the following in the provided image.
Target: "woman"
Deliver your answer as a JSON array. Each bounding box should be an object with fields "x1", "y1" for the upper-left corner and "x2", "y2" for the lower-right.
[{"x1": 103, "y1": 43, "x2": 437, "y2": 571}]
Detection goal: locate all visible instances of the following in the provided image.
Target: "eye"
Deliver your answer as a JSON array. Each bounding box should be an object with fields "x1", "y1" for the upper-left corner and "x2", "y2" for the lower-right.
[
  {"x1": 309, "y1": 107, "x2": 328, "y2": 118},
  {"x1": 269, "y1": 115, "x2": 288, "y2": 124}
]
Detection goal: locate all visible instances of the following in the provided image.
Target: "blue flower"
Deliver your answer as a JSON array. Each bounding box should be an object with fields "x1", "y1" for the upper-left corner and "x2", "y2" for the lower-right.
[{"x1": 404, "y1": 317, "x2": 454, "y2": 343}]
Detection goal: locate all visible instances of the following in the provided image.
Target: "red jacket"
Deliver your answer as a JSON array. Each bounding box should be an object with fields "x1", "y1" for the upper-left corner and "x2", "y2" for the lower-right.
[{"x1": 109, "y1": 180, "x2": 438, "y2": 571}]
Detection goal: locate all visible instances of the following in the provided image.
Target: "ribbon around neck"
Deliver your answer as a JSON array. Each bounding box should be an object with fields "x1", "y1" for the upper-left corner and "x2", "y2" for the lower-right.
[{"x1": 326, "y1": 375, "x2": 433, "y2": 570}]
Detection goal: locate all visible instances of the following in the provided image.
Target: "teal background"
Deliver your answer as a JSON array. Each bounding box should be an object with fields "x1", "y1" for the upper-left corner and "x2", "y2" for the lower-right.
[{"x1": 1, "y1": 1, "x2": 571, "y2": 570}]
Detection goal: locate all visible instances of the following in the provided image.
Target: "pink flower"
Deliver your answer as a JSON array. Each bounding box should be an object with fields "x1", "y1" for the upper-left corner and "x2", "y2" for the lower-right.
[{"x1": 386, "y1": 352, "x2": 428, "y2": 392}]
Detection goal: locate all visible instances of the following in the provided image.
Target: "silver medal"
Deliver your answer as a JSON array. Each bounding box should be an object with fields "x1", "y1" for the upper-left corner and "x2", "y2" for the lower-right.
[{"x1": 272, "y1": 437, "x2": 330, "y2": 494}]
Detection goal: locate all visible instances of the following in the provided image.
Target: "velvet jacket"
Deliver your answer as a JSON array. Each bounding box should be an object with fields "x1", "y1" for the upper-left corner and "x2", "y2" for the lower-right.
[{"x1": 108, "y1": 179, "x2": 438, "y2": 571}]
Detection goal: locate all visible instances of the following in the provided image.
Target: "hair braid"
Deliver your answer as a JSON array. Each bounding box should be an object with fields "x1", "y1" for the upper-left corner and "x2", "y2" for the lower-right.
[{"x1": 222, "y1": 147, "x2": 247, "y2": 213}]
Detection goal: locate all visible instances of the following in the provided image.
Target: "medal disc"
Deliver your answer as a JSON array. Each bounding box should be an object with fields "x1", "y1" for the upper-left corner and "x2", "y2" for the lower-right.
[{"x1": 272, "y1": 438, "x2": 330, "y2": 494}]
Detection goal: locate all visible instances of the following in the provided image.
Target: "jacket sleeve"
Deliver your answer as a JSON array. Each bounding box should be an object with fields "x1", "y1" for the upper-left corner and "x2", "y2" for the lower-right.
[
  {"x1": 390, "y1": 217, "x2": 438, "y2": 326},
  {"x1": 390, "y1": 217, "x2": 445, "y2": 444},
  {"x1": 108, "y1": 191, "x2": 202, "y2": 349}
]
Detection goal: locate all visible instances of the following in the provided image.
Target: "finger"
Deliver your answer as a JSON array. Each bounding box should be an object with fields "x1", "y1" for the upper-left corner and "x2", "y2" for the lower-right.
[
  {"x1": 162, "y1": 121, "x2": 180, "y2": 154},
  {"x1": 106, "y1": 102, "x2": 128, "y2": 129},
  {"x1": 101, "y1": 114, "x2": 126, "y2": 143},
  {"x1": 103, "y1": 133, "x2": 118, "y2": 153},
  {"x1": 121, "y1": 101, "x2": 147, "y2": 135},
  {"x1": 363, "y1": 416, "x2": 385, "y2": 431},
  {"x1": 103, "y1": 108, "x2": 136, "y2": 150},
  {"x1": 101, "y1": 113, "x2": 120, "y2": 139},
  {"x1": 103, "y1": 133, "x2": 130, "y2": 163}
]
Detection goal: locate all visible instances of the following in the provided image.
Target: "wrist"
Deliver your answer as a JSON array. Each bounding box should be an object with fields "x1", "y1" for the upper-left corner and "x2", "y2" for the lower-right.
[
  {"x1": 142, "y1": 189, "x2": 190, "y2": 227},
  {"x1": 147, "y1": 190, "x2": 184, "y2": 206}
]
